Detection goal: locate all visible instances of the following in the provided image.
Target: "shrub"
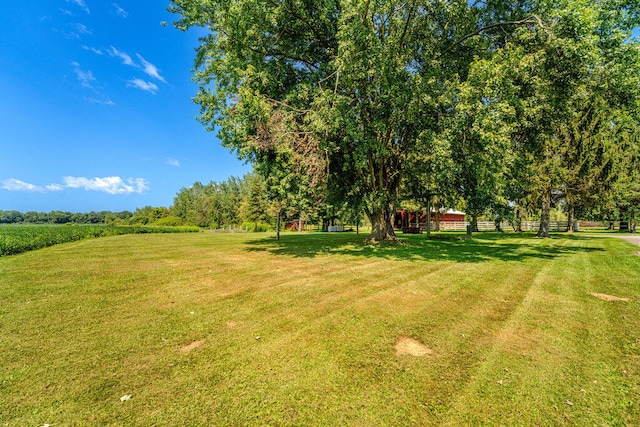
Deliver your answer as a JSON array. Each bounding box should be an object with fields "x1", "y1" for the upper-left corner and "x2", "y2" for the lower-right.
[
  {"x1": 242, "y1": 222, "x2": 272, "y2": 232},
  {"x1": 152, "y1": 216, "x2": 185, "y2": 227}
]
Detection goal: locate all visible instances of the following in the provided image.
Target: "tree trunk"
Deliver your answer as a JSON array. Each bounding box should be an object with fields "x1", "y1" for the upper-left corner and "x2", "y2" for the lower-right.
[
  {"x1": 566, "y1": 202, "x2": 575, "y2": 233},
  {"x1": 366, "y1": 208, "x2": 397, "y2": 242},
  {"x1": 471, "y1": 214, "x2": 479, "y2": 233},
  {"x1": 426, "y1": 198, "x2": 431, "y2": 238},
  {"x1": 276, "y1": 209, "x2": 281, "y2": 241},
  {"x1": 495, "y1": 218, "x2": 503, "y2": 232},
  {"x1": 537, "y1": 191, "x2": 551, "y2": 238},
  {"x1": 620, "y1": 207, "x2": 629, "y2": 231},
  {"x1": 513, "y1": 205, "x2": 523, "y2": 232}
]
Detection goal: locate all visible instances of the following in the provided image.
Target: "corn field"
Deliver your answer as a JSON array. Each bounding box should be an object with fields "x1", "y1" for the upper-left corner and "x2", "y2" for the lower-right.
[{"x1": 0, "y1": 225, "x2": 199, "y2": 257}]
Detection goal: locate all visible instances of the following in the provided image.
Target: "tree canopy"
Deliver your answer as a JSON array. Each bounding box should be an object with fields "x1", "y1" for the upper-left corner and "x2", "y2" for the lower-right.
[{"x1": 171, "y1": 0, "x2": 640, "y2": 240}]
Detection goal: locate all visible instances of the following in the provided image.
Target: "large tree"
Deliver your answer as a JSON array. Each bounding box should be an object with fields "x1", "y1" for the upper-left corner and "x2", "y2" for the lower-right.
[
  {"x1": 445, "y1": 56, "x2": 516, "y2": 235},
  {"x1": 608, "y1": 112, "x2": 640, "y2": 231},
  {"x1": 482, "y1": 1, "x2": 640, "y2": 237},
  {"x1": 170, "y1": 0, "x2": 543, "y2": 241}
]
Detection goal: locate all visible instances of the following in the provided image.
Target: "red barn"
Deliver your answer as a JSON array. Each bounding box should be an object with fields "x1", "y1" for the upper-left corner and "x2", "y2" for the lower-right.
[
  {"x1": 394, "y1": 208, "x2": 465, "y2": 230},
  {"x1": 438, "y1": 209, "x2": 466, "y2": 222}
]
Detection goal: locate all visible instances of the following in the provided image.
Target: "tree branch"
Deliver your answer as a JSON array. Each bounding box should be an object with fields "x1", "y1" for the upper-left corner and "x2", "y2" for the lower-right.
[
  {"x1": 442, "y1": 15, "x2": 546, "y2": 56},
  {"x1": 266, "y1": 97, "x2": 311, "y2": 114},
  {"x1": 398, "y1": 1, "x2": 417, "y2": 49},
  {"x1": 220, "y1": 28, "x2": 320, "y2": 72},
  {"x1": 265, "y1": 0, "x2": 337, "y2": 54}
]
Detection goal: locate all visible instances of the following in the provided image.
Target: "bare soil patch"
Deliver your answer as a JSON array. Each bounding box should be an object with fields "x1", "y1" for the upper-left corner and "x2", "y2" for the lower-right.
[
  {"x1": 589, "y1": 292, "x2": 630, "y2": 302},
  {"x1": 180, "y1": 339, "x2": 205, "y2": 353},
  {"x1": 494, "y1": 327, "x2": 543, "y2": 357},
  {"x1": 395, "y1": 336, "x2": 433, "y2": 357}
]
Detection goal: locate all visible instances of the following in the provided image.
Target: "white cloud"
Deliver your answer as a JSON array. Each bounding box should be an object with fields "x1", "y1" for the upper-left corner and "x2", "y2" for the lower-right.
[
  {"x1": 67, "y1": 0, "x2": 90, "y2": 14},
  {"x1": 86, "y1": 96, "x2": 115, "y2": 106},
  {"x1": 1, "y1": 177, "x2": 147, "y2": 194},
  {"x1": 108, "y1": 46, "x2": 135, "y2": 66},
  {"x1": 75, "y1": 23, "x2": 91, "y2": 35},
  {"x1": 1, "y1": 179, "x2": 43, "y2": 192},
  {"x1": 107, "y1": 49, "x2": 167, "y2": 92},
  {"x1": 63, "y1": 176, "x2": 149, "y2": 195},
  {"x1": 136, "y1": 54, "x2": 166, "y2": 83},
  {"x1": 82, "y1": 45, "x2": 103, "y2": 55},
  {"x1": 113, "y1": 3, "x2": 129, "y2": 18},
  {"x1": 64, "y1": 22, "x2": 92, "y2": 39},
  {"x1": 71, "y1": 62, "x2": 96, "y2": 89},
  {"x1": 127, "y1": 78, "x2": 158, "y2": 94},
  {"x1": 71, "y1": 63, "x2": 114, "y2": 105},
  {"x1": 166, "y1": 158, "x2": 181, "y2": 167},
  {"x1": 46, "y1": 184, "x2": 64, "y2": 192}
]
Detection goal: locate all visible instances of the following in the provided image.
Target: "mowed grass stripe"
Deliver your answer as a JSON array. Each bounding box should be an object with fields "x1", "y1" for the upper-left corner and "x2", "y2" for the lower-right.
[
  {"x1": 442, "y1": 235, "x2": 640, "y2": 425},
  {"x1": 1, "y1": 232, "x2": 639, "y2": 426}
]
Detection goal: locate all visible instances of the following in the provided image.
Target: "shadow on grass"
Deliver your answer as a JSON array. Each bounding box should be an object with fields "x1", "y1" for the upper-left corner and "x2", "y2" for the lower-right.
[{"x1": 244, "y1": 232, "x2": 604, "y2": 263}]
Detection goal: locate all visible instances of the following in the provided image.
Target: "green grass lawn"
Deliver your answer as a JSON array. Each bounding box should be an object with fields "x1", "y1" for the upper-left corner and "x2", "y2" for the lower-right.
[{"x1": 1, "y1": 231, "x2": 639, "y2": 426}]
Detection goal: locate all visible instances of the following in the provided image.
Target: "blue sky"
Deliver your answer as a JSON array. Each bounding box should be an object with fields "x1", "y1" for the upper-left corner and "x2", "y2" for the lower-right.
[{"x1": 0, "y1": 1, "x2": 250, "y2": 213}]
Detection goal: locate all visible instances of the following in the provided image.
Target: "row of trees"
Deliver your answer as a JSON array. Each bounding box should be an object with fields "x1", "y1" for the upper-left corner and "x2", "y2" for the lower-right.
[
  {"x1": 171, "y1": 0, "x2": 640, "y2": 240},
  {"x1": 172, "y1": 173, "x2": 368, "y2": 231},
  {"x1": 172, "y1": 174, "x2": 273, "y2": 228},
  {"x1": 0, "y1": 210, "x2": 133, "y2": 225},
  {"x1": 0, "y1": 207, "x2": 174, "y2": 226}
]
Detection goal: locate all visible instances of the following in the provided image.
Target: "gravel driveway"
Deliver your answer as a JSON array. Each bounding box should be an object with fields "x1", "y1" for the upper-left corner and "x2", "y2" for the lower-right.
[{"x1": 613, "y1": 235, "x2": 640, "y2": 247}]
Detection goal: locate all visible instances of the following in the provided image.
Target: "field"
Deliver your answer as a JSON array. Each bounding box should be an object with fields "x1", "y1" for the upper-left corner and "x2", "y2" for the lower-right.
[
  {"x1": 1, "y1": 231, "x2": 639, "y2": 425},
  {"x1": 0, "y1": 225, "x2": 199, "y2": 257}
]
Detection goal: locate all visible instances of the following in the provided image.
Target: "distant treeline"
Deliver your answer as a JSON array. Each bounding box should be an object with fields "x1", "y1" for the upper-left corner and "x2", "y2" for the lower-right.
[
  {"x1": 0, "y1": 207, "x2": 189, "y2": 227},
  {"x1": 0, "y1": 210, "x2": 133, "y2": 225},
  {"x1": 0, "y1": 173, "x2": 286, "y2": 230},
  {"x1": 0, "y1": 205, "x2": 182, "y2": 226}
]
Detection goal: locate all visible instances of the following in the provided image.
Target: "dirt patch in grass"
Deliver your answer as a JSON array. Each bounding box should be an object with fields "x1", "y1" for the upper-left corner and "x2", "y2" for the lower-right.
[
  {"x1": 589, "y1": 292, "x2": 630, "y2": 302},
  {"x1": 180, "y1": 339, "x2": 205, "y2": 353},
  {"x1": 493, "y1": 327, "x2": 544, "y2": 357},
  {"x1": 395, "y1": 336, "x2": 433, "y2": 357}
]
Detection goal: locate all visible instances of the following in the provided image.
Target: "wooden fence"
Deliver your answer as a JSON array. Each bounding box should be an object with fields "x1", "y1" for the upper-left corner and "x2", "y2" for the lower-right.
[
  {"x1": 309, "y1": 221, "x2": 574, "y2": 232},
  {"x1": 423, "y1": 221, "x2": 569, "y2": 232}
]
